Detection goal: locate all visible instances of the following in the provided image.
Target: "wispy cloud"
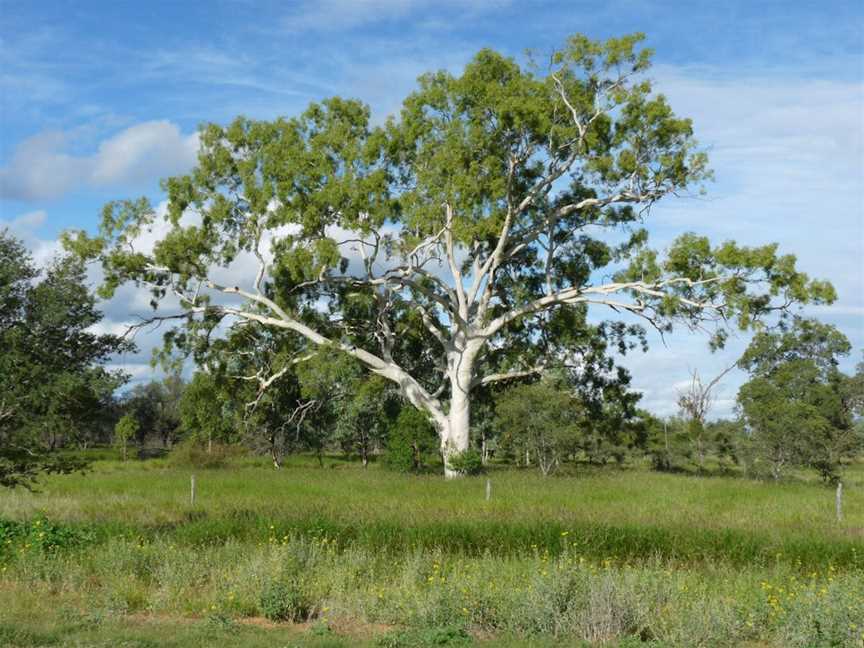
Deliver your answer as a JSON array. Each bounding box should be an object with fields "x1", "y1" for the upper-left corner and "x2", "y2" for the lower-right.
[
  {"x1": 0, "y1": 121, "x2": 198, "y2": 200},
  {"x1": 649, "y1": 66, "x2": 864, "y2": 307}
]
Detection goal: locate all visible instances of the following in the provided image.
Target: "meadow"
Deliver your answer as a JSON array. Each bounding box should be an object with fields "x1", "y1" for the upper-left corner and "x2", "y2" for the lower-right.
[{"x1": 0, "y1": 454, "x2": 862, "y2": 647}]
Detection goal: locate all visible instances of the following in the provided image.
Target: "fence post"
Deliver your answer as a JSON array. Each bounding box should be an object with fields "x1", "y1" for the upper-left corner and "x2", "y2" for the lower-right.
[
  {"x1": 190, "y1": 474, "x2": 196, "y2": 507},
  {"x1": 836, "y1": 481, "x2": 843, "y2": 523},
  {"x1": 485, "y1": 478, "x2": 491, "y2": 502}
]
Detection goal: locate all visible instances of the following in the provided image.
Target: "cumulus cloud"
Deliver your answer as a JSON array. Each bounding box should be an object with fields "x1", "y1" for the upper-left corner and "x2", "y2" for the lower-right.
[{"x1": 0, "y1": 121, "x2": 199, "y2": 201}]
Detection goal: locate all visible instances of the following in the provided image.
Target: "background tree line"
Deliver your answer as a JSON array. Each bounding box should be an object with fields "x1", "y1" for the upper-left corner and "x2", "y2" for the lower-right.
[{"x1": 3, "y1": 225, "x2": 859, "y2": 488}]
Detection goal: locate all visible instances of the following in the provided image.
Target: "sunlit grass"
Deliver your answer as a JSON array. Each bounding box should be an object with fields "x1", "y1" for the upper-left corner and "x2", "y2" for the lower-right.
[
  {"x1": 1, "y1": 456, "x2": 861, "y2": 566},
  {"x1": 1, "y1": 456, "x2": 862, "y2": 646}
]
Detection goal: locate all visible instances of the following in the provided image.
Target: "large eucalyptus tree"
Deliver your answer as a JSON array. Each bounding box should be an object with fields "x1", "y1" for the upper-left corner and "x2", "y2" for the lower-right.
[{"x1": 68, "y1": 34, "x2": 834, "y2": 476}]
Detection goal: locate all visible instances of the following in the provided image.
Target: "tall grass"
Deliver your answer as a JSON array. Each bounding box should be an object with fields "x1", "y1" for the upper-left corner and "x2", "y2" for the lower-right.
[
  {"x1": 1, "y1": 456, "x2": 862, "y2": 646},
  {"x1": 1, "y1": 457, "x2": 860, "y2": 566},
  {"x1": 1, "y1": 533, "x2": 862, "y2": 647}
]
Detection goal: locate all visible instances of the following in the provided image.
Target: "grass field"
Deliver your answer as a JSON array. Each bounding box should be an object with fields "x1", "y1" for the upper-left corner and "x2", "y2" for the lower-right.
[{"x1": 1, "y1": 454, "x2": 862, "y2": 647}]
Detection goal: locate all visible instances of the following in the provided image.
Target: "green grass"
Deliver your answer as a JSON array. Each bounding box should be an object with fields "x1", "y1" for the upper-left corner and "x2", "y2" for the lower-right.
[
  {"x1": 1, "y1": 456, "x2": 861, "y2": 566},
  {"x1": 1, "y1": 456, "x2": 862, "y2": 646}
]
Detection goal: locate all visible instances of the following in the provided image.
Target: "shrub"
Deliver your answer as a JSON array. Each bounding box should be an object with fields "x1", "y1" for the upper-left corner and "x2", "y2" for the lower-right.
[
  {"x1": 384, "y1": 407, "x2": 439, "y2": 473},
  {"x1": 259, "y1": 577, "x2": 314, "y2": 622},
  {"x1": 446, "y1": 449, "x2": 485, "y2": 476},
  {"x1": 166, "y1": 438, "x2": 245, "y2": 469},
  {"x1": 377, "y1": 626, "x2": 471, "y2": 647},
  {"x1": 0, "y1": 516, "x2": 93, "y2": 555}
]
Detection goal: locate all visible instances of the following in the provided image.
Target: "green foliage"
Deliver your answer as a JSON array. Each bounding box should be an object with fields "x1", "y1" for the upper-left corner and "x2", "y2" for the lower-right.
[
  {"x1": 737, "y1": 318, "x2": 860, "y2": 482},
  {"x1": 334, "y1": 374, "x2": 397, "y2": 466},
  {"x1": 617, "y1": 236, "x2": 836, "y2": 349},
  {"x1": 259, "y1": 577, "x2": 314, "y2": 622},
  {"x1": 645, "y1": 416, "x2": 744, "y2": 474},
  {"x1": 385, "y1": 407, "x2": 439, "y2": 473},
  {"x1": 496, "y1": 378, "x2": 582, "y2": 475},
  {"x1": 123, "y1": 373, "x2": 185, "y2": 448},
  {"x1": 644, "y1": 415, "x2": 690, "y2": 472},
  {"x1": 178, "y1": 372, "x2": 236, "y2": 445},
  {"x1": 0, "y1": 229, "x2": 128, "y2": 488},
  {"x1": 445, "y1": 449, "x2": 485, "y2": 476},
  {"x1": 0, "y1": 516, "x2": 93, "y2": 555},
  {"x1": 377, "y1": 625, "x2": 471, "y2": 647},
  {"x1": 113, "y1": 414, "x2": 139, "y2": 461}
]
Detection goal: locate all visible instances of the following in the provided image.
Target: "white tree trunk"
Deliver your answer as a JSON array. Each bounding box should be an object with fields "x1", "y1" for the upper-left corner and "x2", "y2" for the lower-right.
[
  {"x1": 442, "y1": 390, "x2": 471, "y2": 479},
  {"x1": 440, "y1": 345, "x2": 478, "y2": 479}
]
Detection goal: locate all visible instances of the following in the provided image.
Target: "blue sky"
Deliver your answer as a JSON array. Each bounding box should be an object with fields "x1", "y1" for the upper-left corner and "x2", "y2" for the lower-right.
[{"x1": 1, "y1": 0, "x2": 862, "y2": 417}]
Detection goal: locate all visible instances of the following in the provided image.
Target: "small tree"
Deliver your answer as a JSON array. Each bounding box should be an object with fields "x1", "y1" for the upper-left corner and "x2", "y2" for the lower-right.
[
  {"x1": 124, "y1": 376, "x2": 184, "y2": 448},
  {"x1": 676, "y1": 365, "x2": 734, "y2": 471},
  {"x1": 737, "y1": 318, "x2": 860, "y2": 482},
  {"x1": 335, "y1": 375, "x2": 396, "y2": 467},
  {"x1": 385, "y1": 406, "x2": 438, "y2": 473},
  {"x1": 496, "y1": 378, "x2": 582, "y2": 475},
  {"x1": 179, "y1": 371, "x2": 236, "y2": 450},
  {"x1": 114, "y1": 414, "x2": 139, "y2": 461}
]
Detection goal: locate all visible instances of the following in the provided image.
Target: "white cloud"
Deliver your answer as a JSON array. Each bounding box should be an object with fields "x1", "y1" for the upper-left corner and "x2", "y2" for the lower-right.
[
  {"x1": 650, "y1": 68, "x2": 863, "y2": 260},
  {"x1": 7, "y1": 209, "x2": 46, "y2": 229},
  {"x1": 0, "y1": 131, "x2": 85, "y2": 200},
  {"x1": 0, "y1": 208, "x2": 61, "y2": 265},
  {"x1": 0, "y1": 121, "x2": 199, "y2": 200},
  {"x1": 90, "y1": 122, "x2": 199, "y2": 186}
]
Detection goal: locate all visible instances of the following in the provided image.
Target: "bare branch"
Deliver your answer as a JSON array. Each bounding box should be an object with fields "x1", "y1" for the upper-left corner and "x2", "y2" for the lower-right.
[
  {"x1": 473, "y1": 366, "x2": 545, "y2": 388},
  {"x1": 483, "y1": 275, "x2": 725, "y2": 336}
]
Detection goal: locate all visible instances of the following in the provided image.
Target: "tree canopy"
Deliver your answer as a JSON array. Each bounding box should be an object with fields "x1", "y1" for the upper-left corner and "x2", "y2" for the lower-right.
[
  {"x1": 0, "y1": 229, "x2": 129, "y2": 487},
  {"x1": 66, "y1": 33, "x2": 835, "y2": 477},
  {"x1": 737, "y1": 318, "x2": 861, "y2": 482}
]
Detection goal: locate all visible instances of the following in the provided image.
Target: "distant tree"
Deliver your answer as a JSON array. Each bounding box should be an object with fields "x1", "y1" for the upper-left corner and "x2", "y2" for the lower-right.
[
  {"x1": 158, "y1": 372, "x2": 185, "y2": 447},
  {"x1": 578, "y1": 384, "x2": 645, "y2": 465},
  {"x1": 335, "y1": 375, "x2": 397, "y2": 467},
  {"x1": 114, "y1": 414, "x2": 139, "y2": 461},
  {"x1": 496, "y1": 377, "x2": 582, "y2": 475},
  {"x1": 0, "y1": 230, "x2": 129, "y2": 488},
  {"x1": 227, "y1": 330, "x2": 308, "y2": 469},
  {"x1": 469, "y1": 398, "x2": 498, "y2": 466},
  {"x1": 645, "y1": 415, "x2": 692, "y2": 472},
  {"x1": 124, "y1": 373, "x2": 184, "y2": 448},
  {"x1": 846, "y1": 353, "x2": 864, "y2": 419},
  {"x1": 244, "y1": 378, "x2": 308, "y2": 468},
  {"x1": 706, "y1": 418, "x2": 745, "y2": 471},
  {"x1": 178, "y1": 371, "x2": 237, "y2": 449},
  {"x1": 676, "y1": 365, "x2": 735, "y2": 470},
  {"x1": 737, "y1": 318, "x2": 860, "y2": 482}
]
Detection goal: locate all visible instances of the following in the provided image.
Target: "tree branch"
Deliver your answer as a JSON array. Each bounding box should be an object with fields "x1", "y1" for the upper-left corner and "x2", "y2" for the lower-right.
[{"x1": 473, "y1": 366, "x2": 545, "y2": 388}]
